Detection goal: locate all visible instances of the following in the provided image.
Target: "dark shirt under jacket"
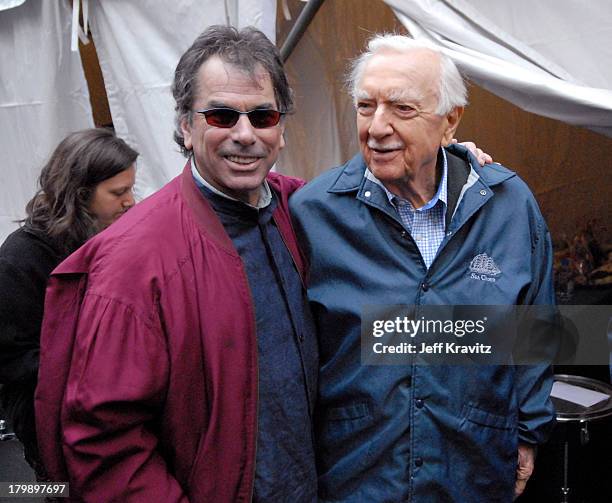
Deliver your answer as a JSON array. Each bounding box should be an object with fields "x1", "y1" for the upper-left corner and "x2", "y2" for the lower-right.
[{"x1": 196, "y1": 183, "x2": 318, "y2": 503}]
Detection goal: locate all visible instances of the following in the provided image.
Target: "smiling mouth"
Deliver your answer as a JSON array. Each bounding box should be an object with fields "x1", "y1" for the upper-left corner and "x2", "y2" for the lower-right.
[
  {"x1": 370, "y1": 147, "x2": 402, "y2": 159},
  {"x1": 367, "y1": 141, "x2": 403, "y2": 154},
  {"x1": 225, "y1": 155, "x2": 261, "y2": 165}
]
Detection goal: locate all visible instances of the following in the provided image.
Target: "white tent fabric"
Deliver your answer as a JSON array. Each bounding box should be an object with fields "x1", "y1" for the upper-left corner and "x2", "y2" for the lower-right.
[
  {"x1": 87, "y1": 0, "x2": 277, "y2": 200},
  {"x1": 0, "y1": 0, "x2": 94, "y2": 243},
  {"x1": 0, "y1": 0, "x2": 26, "y2": 12},
  {"x1": 385, "y1": 0, "x2": 612, "y2": 137}
]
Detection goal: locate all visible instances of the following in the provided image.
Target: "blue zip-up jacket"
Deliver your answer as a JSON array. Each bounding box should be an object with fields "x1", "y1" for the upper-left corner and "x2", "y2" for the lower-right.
[{"x1": 290, "y1": 145, "x2": 555, "y2": 502}]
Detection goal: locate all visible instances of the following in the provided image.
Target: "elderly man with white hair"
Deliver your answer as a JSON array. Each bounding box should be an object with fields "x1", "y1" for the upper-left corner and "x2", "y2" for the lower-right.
[{"x1": 291, "y1": 34, "x2": 555, "y2": 502}]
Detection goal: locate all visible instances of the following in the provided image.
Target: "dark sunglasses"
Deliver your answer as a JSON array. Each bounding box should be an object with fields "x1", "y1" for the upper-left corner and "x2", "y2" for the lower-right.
[{"x1": 195, "y1": 107, "x2": 285, "y2": 129}]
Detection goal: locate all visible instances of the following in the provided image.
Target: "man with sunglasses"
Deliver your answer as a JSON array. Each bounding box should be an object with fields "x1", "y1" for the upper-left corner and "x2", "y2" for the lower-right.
[{"x1": 36, "y1": 26, "x2": 317, "y2": 503}]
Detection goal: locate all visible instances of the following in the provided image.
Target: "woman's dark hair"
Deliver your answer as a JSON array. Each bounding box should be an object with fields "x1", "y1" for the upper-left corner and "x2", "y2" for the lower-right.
[
  {"x1": 172, "y1": 25, "x2": 294, "y2": 156},
  {"x1": 24, "y1": 128, "x2": 138, "y2": 255}
]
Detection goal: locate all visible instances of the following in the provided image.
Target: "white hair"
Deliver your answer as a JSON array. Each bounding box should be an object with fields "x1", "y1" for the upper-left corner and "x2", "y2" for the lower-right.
[{"x1": 348, "y1": 34, "x2": 468, "y2": 115}]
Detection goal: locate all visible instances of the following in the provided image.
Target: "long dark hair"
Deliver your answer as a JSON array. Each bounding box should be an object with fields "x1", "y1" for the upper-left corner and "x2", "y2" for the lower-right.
[{"x1": 24, "y1": 128, "x2": 138, "y2": 255}]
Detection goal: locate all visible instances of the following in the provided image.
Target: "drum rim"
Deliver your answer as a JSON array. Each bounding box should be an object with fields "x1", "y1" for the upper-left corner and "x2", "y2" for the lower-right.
[{"x1": 552, "y1": 374, "x2": 612, "y2": 422}]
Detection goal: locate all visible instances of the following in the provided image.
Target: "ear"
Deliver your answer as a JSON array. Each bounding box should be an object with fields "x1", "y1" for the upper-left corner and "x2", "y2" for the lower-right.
[
  {"x1": 279, "y1": 122, "x2": 286, "y2": 150},
  {"x1": 441, "y1": 106, "x2": 464, "y2": 146},
  {"x1": 181, "y1": 114, "x2": 194, "y2": 151}
]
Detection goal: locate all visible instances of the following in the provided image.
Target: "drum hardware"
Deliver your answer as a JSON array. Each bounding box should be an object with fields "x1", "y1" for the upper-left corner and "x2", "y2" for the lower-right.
[
  {"x1": 551, "y1": 374, "x2": 612, "y2": 503},
  {"x1": 579, "y1": 422, "x2": 589, "y2": 445},
  {"x1": 560, "y1": 441, "x2": 570, "y2": 503}
]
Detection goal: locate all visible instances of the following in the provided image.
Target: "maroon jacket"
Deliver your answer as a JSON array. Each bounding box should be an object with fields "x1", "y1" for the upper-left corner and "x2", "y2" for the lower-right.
[{"x1": 35, "y1": 165, "x2": 308, "y2": 502}]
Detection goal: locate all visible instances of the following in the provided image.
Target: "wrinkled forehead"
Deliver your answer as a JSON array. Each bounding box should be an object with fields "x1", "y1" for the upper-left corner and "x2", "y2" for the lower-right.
[{"x1": 355, "y1": 87, "x2": 423, "y2": 104}]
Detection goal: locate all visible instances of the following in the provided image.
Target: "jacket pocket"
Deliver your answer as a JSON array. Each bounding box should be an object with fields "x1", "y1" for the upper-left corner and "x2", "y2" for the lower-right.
[
  {"x1": 325, "y1": 402, "x2": 370, "y2": 421},
  {"x1": 462, "y1": 403, "x2": 517, "y2": 430},
  {"x1": 449, "y1": 403, "x2": 518, "y2": 501},
  {"x1": 316, "y1": 401, "x2": 375, "y2": 496}
]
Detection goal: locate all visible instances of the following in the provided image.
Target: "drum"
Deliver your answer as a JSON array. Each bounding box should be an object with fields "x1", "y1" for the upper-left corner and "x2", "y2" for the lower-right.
[
  {"x1": 520, "y1": 374, "x2": 612, "y2": 503},
  {"x1": 553, "y1": 374, "x2": 612, "y2": 423}
]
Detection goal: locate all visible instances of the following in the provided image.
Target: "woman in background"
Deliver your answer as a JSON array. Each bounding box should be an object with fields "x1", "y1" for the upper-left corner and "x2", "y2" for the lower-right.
[{"x1": 0, "y1": 128, "x2": 138, "y2": 477}]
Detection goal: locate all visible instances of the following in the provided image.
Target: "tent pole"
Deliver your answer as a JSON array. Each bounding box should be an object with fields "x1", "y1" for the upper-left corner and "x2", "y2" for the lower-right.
[{"x1": 280, "y1": 0, "x2": 326, "y2": 62}]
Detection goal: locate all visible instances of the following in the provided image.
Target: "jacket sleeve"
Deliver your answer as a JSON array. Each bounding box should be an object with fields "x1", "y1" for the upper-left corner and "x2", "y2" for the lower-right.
[
  {"x1": 0, "y1": 257, "x2": 42, "y2": 384},
  {"x1": 516, "y1": 215, "x2": 556, "y2": 445},
  {"x1": 60, "y1": 292, "x2": 188, "y2": 503}
]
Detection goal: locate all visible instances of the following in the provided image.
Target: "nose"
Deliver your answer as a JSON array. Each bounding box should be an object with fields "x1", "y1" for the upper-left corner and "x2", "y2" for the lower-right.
[
  {"x1": 123, "y1": 189, "x2": 135, "y2": 209},
  {"x1": 230, "y1": 114, "x2": 257, "y2": 145},
  {"x1": 368, "y1": 105, "x2": 394, "y2": 139}
]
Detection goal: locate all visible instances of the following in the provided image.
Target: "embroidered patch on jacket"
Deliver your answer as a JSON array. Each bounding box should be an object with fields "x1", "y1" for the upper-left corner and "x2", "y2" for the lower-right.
[{"x1": 469, "y1": 253, "x2": 501, "y2": 282}]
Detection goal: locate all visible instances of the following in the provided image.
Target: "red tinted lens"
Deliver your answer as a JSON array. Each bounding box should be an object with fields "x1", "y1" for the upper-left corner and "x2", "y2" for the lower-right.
[
  {"x1": 247, "y1": 109, "x2": 282, "y2": 128},
  {"x1": 203, "y1": 109, "x2": 239, "y2": 128}
]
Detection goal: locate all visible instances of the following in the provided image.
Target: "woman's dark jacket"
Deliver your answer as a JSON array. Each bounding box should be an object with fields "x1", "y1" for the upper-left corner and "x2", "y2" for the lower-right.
[{"x1": 0, "y1": 225, "x2": 64, "y2": 466}]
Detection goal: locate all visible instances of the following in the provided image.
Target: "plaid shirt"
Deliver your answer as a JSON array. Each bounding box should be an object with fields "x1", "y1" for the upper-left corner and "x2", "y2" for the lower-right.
[{"x1": 365, "y1": 148, "x2": 448, "y2": 268}]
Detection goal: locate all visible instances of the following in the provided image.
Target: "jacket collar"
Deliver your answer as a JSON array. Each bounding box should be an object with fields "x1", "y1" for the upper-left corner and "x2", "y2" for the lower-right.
[
  {"x1": 181, "y1": 161, "x2": 237, "y2": 254},
  {"x1": 327, "y1": 154, "x2": 367, "y2": 194}
]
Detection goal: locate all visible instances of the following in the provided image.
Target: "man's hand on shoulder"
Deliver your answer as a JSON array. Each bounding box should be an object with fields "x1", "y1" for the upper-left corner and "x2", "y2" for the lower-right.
[
  {"x1": 514, "y1": 442, "x2": 536, "y2": 499},
  {"x1": 451, "y1": 138, "x2": 494, "y2": 166}
]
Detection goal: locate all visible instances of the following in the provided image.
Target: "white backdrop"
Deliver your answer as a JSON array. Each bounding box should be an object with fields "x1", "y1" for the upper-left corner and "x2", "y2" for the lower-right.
[
  {"x1": 385, "y1": 0, "x2": 612, "y2": 137},
  {"x1": 88, "y1": 0, "x2": 277, "y2": 200},
  {"x1": 0, "y1": 0, "x2": 93, "y2": 242}
]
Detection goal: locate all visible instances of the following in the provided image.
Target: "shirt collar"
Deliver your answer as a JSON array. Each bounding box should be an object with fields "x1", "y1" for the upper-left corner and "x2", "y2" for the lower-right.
[
  {"x1": 190, "y1": 157, "x2": 272, "y2": 209},
  {"x1": 364, "y1": 147, "x2": 448, "y2": 211}
]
